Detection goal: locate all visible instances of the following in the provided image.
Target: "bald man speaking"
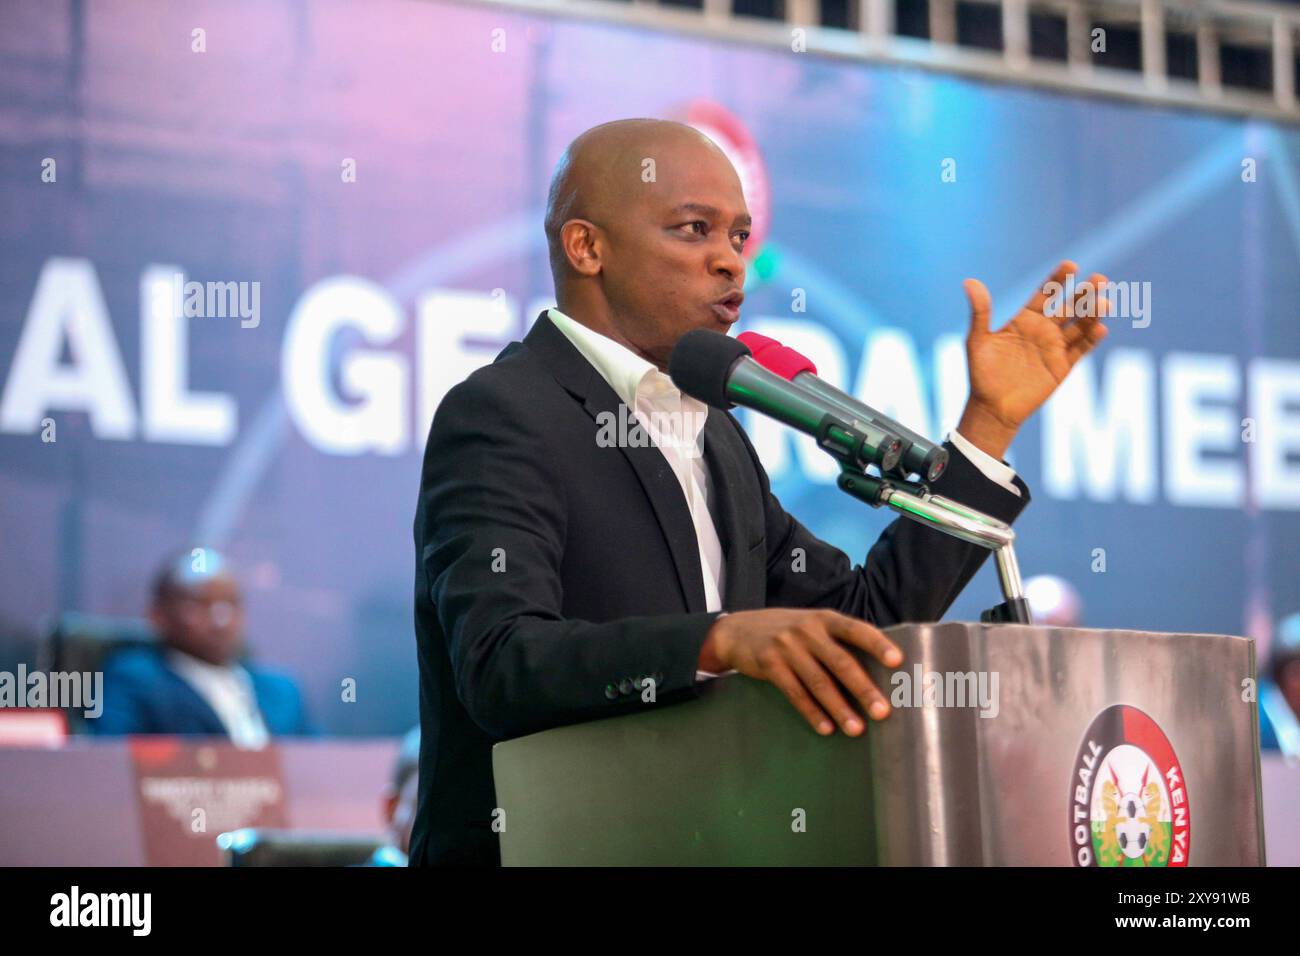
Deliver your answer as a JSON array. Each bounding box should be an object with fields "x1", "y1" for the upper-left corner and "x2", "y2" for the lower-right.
[{"x1": 411, "y1": 119, "x2": 1108, "y2": 866}]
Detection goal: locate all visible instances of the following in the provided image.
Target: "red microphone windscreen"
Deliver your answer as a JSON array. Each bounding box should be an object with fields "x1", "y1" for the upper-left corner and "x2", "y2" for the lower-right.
[
  {"x1": 745, "y1": 341, "x2": 818, "y2": 380},
  {"x1": 735, "y1": 331, "x2": 779, "y2": 357}
]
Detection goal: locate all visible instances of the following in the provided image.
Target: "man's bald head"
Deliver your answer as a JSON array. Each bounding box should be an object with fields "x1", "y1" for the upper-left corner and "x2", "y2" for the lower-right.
[
  {"x1": 544, "y1": 118, "x2": 732, "y2": 287},
  {"x1": 541, "y1": 118, "x2": 751, "y2": 368}
]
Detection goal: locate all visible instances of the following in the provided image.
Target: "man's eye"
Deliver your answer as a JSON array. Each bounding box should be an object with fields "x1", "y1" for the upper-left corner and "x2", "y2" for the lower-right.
[
  {"x1": 734, "y1": 231, "x2": 751, "y2": 248},
  {"x1": 679, "y1": 221, "x2": 707, "y2": 236}
]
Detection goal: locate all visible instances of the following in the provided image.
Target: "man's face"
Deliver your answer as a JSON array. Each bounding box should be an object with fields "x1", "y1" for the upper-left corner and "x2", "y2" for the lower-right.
[
  {"x1": 151, "y1": 573, "x2": 245, "y2": 666},
  {"x1": 598, "y1": 137, "x2": 751, "y2": 368}
]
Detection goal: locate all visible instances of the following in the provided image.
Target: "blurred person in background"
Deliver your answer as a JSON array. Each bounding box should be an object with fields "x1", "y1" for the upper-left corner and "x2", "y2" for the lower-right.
[
  {"x1": 88, "y1": 548, "x2": 314, "y2": 745},
  {"x1": 365, "y1": 726, "x2": 421, "y2": 866},
  {"x1": 1024, "y1": 574, "x2": 1083, "y2": 628},
  {"x1": 1260, "y1": 612, "x2": 1300, "y2": 756}
]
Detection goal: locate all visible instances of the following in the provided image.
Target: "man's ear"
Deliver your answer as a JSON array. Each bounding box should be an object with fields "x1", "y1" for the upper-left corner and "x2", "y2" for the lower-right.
[{"x1": 560, "y1": 219, "x2": 603, "y2": 278}]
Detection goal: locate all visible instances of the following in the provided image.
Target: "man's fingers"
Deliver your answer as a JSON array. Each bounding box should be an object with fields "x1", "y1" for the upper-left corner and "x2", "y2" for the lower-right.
[
  {"x1": 1067, "y1": 277, "x2": 1110, "y2": 356},
  {"x1": 963, "y1": 278, "x2": 992, "y2": 338},
  {"x1": 1066, "y1": 320, "x2": 1108, "y2": 361},
  {"x1": 742, "y1": 609, "x2": 908, "y2": 734},
  {"x1": 1046, "y1": 272, "x2": 1106, "y2": 325},
  {"x1": 1063, "y1": 312, "x2": 1105, "y2": 346},
  {"x1": 1026, "y1": 259, "x2": 1078, "y2": 315},
  {"x1": 1063, "y1": 275, "x2": 1110, "y2": 358},
  {"x1": 1060, "y1": 273, "x2": 1108, "y2": 324},
  {"x1": 820, "y1": 610, "x2": 902, "y2": 668},
  {"x1": 808, "y1": 633, "x2": 892, "y2": 721},
  {"x1": 767, "y1": 661, "x2": 836, "y2": 736},
  {"x1": 785, "y1": 647, "x2": 865, "y2": 735}
]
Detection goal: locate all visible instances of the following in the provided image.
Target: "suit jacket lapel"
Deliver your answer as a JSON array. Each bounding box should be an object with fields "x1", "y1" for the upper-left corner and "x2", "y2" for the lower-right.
[
  {"x1": 703, "y1": 410, "x2": 763, "y2": 610},
  {"x1": 158, "y1": 654, "x2": 228, "y2": 736},
  {"x1": 582, "y1": 389, "x2": 708, "y2": 613},
  {"x1": 523, "y1": 313, "x2": 708, "y2": 614}
]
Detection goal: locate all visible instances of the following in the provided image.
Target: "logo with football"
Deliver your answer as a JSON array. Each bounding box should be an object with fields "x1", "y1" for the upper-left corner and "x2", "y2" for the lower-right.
[{"x1": 1069, "y1": 704, "x2": 1190, "y2": 867}]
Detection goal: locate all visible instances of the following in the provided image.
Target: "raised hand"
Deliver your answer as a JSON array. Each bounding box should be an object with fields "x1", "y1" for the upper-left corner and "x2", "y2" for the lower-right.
[{"x1": 957, "y1": 260, "x2": 1110, "y2": 458}]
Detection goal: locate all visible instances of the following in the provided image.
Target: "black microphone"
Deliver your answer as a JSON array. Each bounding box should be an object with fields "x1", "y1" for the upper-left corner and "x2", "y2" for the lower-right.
[
  {"x1": 737, "y1": 331, "x2": 949, "y2": 483},
  {"x1": 668, "y1": 329, "x2": 903, "y2": 474}
]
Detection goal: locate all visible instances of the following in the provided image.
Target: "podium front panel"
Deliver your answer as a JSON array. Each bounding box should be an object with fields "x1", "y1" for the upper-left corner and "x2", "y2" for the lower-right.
[{"x1": 492, "y1": 623, "x2": 1264, "y2": 865}]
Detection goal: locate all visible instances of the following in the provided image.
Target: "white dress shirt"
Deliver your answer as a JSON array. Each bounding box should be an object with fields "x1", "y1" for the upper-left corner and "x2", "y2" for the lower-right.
[
  {"x1": 544, "y1": 307, "x2": 1020, "y2": 678},
  {"x1": 548, "y1": 308, "x2": 728, "y2": 615},
  {"x1": 166, "y1": 649, "x2": 271, "y2": 749}
]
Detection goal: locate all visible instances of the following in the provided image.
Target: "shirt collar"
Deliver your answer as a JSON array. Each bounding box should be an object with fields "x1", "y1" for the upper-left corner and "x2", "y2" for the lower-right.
[
  {"x1": 165, "y1": 648, "x2": 247, "y2": 686},
  {"x1": 546, "y1": 309, "x2": 714, "y2": 471},
  {"x1": 545, "y1": 308, "x2": 711, "y2": 452},
  {"x1": 546, "y1": 307, "x2": 659, "y2": 410}
]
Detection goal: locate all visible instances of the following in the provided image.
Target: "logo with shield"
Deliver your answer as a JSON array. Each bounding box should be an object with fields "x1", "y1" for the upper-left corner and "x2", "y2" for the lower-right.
[{"x1": 1069, "y1": 704, "x2": 1190, "y2": 867}]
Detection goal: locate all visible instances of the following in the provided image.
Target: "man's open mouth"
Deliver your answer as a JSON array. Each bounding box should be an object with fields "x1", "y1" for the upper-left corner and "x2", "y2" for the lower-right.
[{"x1": 712, "y1": 290, "x2": 744, "y2": 323}]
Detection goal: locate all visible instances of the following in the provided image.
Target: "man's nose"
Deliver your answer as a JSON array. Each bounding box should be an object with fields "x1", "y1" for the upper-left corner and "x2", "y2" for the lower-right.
[
  {"x1": 710, "y1": 238, "x2": 746, "y2": 283},
  {"x1": 206, "y1": 600, "x2": 238, "y2": 628}
]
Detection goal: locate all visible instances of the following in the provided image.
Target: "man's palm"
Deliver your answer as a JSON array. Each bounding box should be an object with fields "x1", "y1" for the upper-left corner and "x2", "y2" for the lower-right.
[{"x1": 964, "y1": 261, "x2": 1109, "y2": 429}]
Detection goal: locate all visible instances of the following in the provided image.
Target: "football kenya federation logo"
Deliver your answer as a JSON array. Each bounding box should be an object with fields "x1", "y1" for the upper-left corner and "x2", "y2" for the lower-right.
[{"x1": 1069, "y1": 704, "x2": 1190, "y2": 867}]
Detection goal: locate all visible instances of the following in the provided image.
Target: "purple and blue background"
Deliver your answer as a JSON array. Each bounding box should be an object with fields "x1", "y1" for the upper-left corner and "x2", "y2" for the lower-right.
[{"x1": 2, "y1": 0, "x2": 1298, "y2": 735}]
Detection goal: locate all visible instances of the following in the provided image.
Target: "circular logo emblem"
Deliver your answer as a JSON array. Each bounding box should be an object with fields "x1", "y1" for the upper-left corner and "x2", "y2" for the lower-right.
[
  {"x1": 673, "y1": 100, "x2": 772, "y2": 260},
  {"x1": 1069, "y1": 704, "x2": 1189, "y2": 867}
]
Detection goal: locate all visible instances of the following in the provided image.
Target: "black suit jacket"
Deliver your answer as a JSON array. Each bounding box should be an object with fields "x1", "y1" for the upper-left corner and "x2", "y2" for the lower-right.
[{"x1": 410, "y1": 312, "x2": 1030, "y2": 866}]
